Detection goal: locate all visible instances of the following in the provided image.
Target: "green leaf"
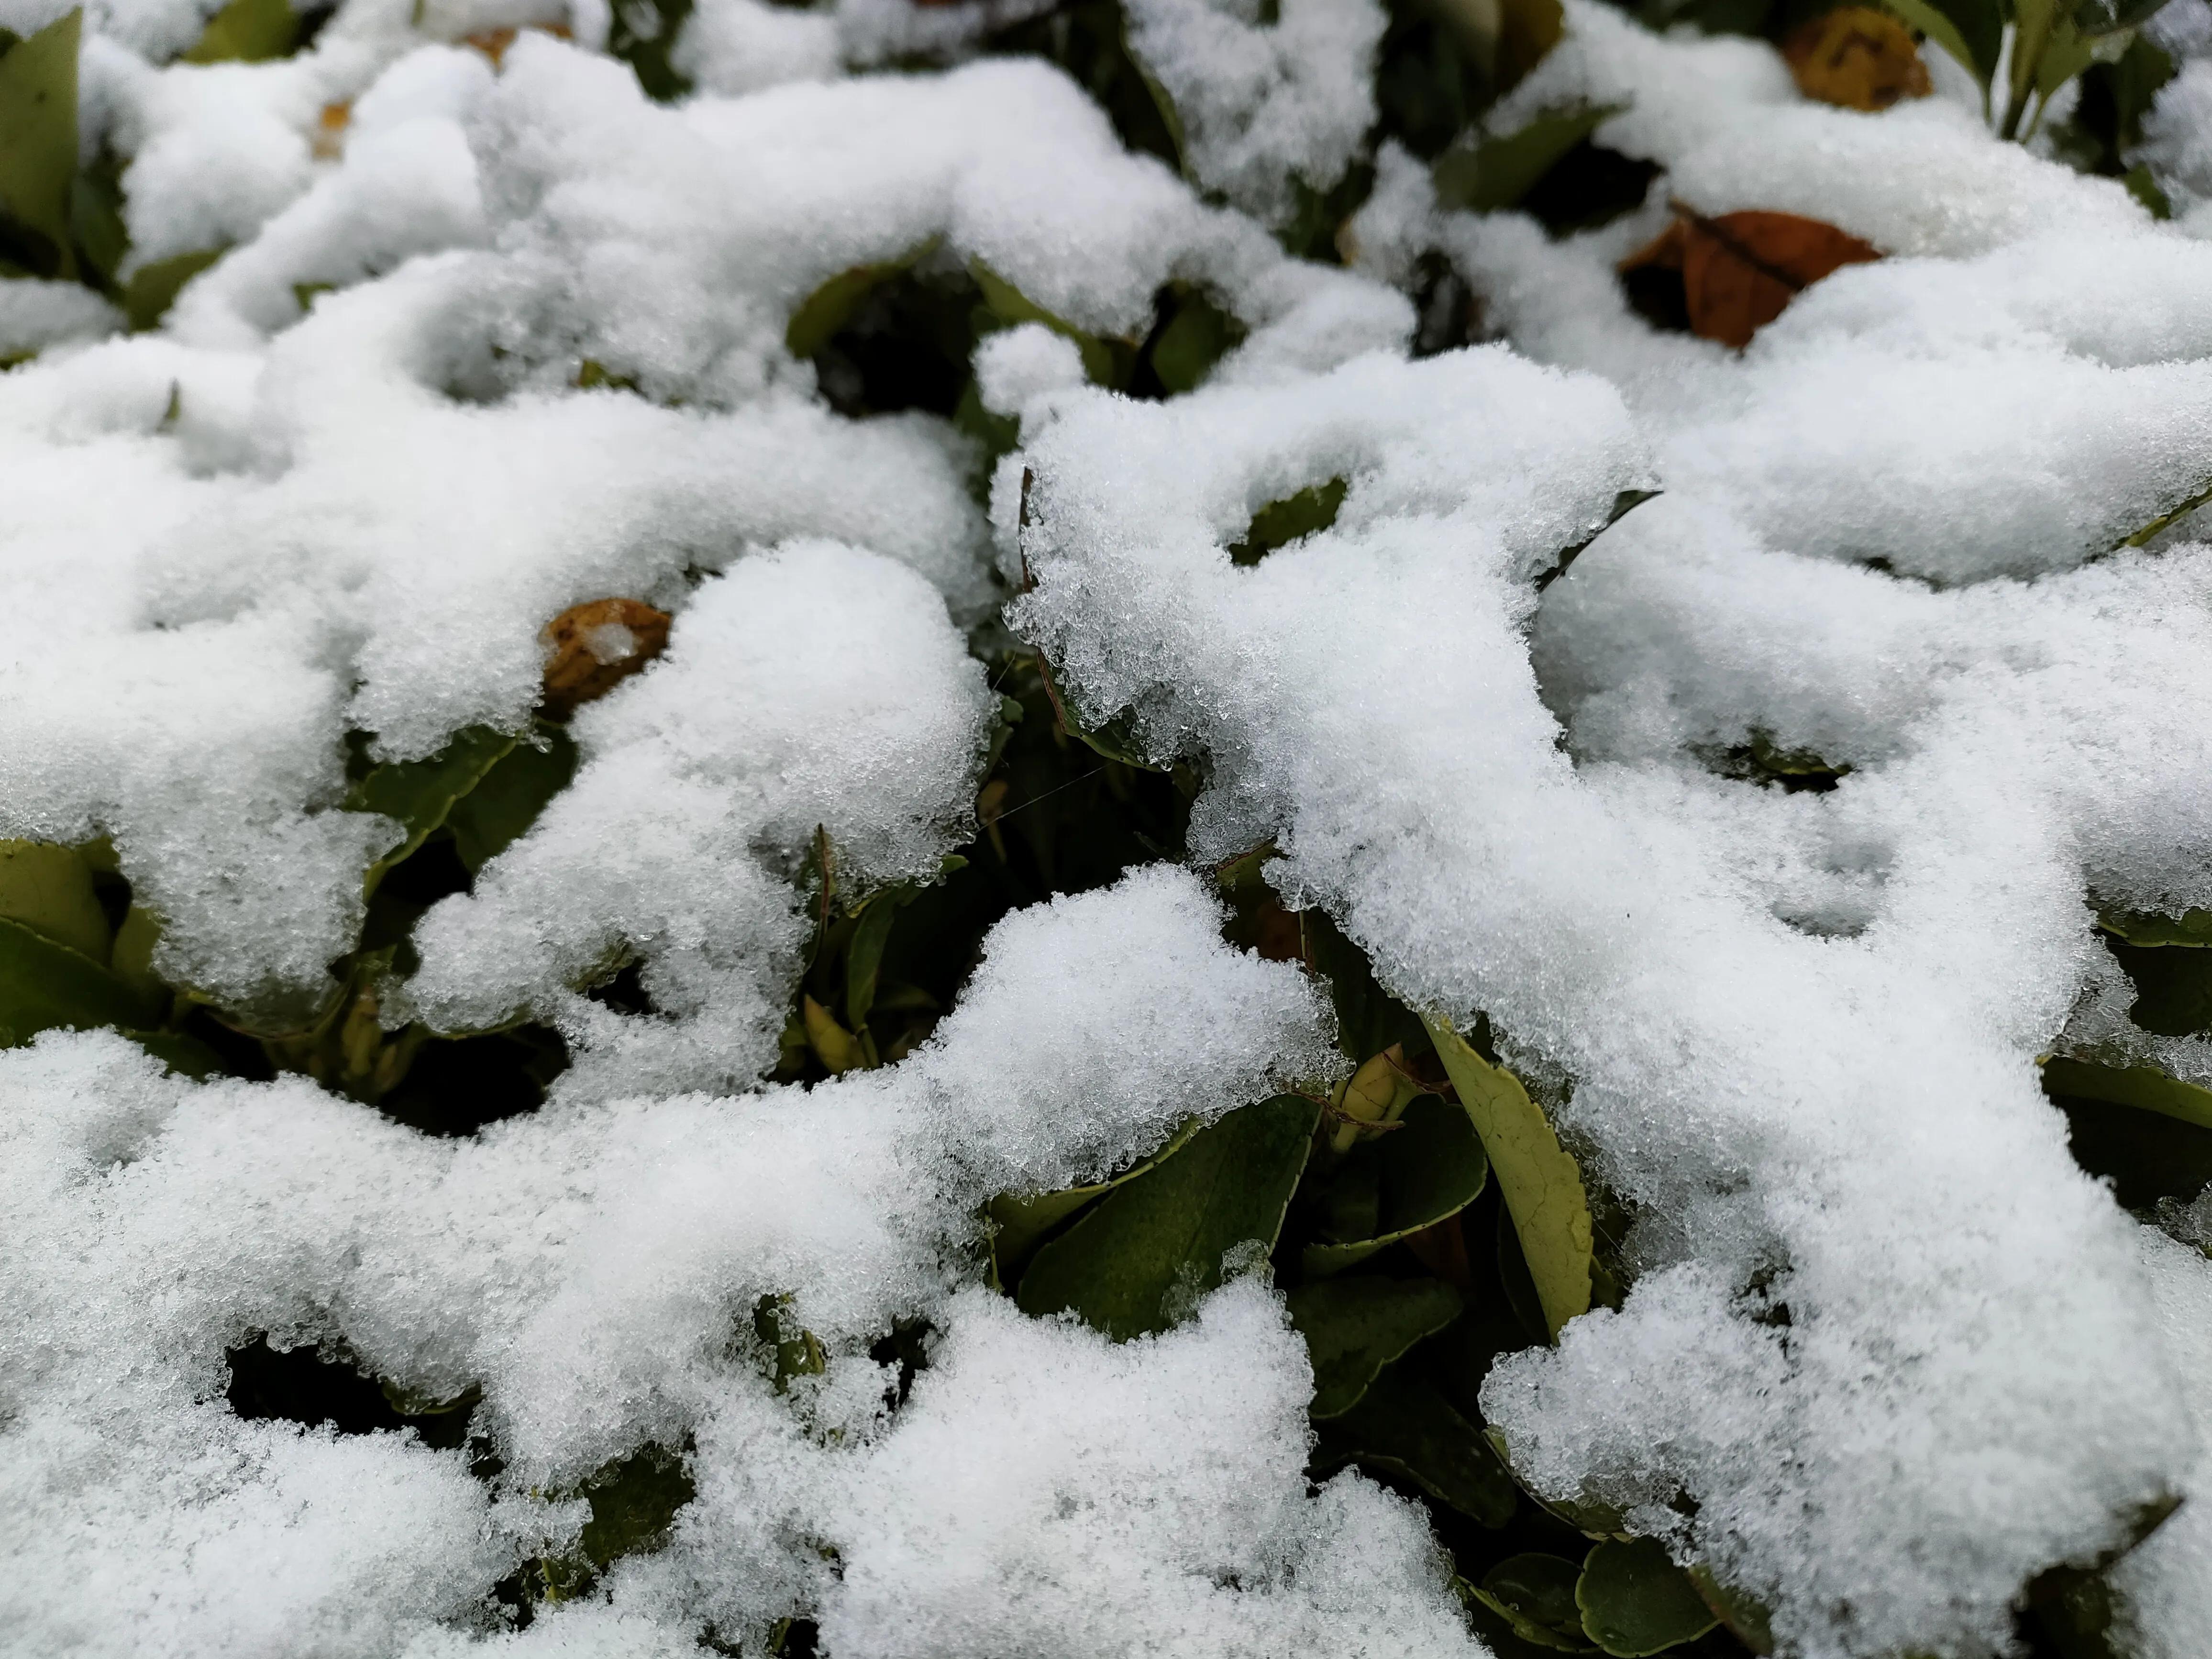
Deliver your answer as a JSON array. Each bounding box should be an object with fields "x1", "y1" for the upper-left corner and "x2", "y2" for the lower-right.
[
  {"x1": 1684, "y1": 1564, "x2": 1776, "y2": 1656},
  {"x1": 1875, "y1": 0, "x2": 2003, "y2": 99},
  {"x1": 0, "y1": 840, "x2": 112, "y2": 961},
  {"x1": 125, "y1": 1028, "x2": 226, "y2": 1078},
  {"x1": 752, "y1": 1295, "x2": 826, "y2": 1393},
  {"x1": 986, "y1": 1118, "x2": 1204, "y2": 1283},
  {"x1": 1577, "y1": 1538, "x2": 1720, "y2": 1656},
  {"x1": 70, "y1": 145, "x2": 127, "y2": 289},
  {"x1": 1425, "y1": 1014, "x2": 1593, "y2": 1339},
  {"x1": 1476, "y1": 1554, "x2": 1600, "y2": 1651},
  {"x1": 575, "y1": 1444, "x2": 695, "y2": 1568},
  {"x1": 1015, "y1": 1094, "x2": 1319, "y2": 1341},
  {"x1": 445, "y1": 725, "x2": 578, "y2": 874},
  {"x1": 2041, "y1": 1055, "x2": 2212, "y2": 1132},
  {"x1": 2123, "y1": 163, "x2": 2173, "y2": 220},
  {"x1": 605, "y1": 0, "x2": 694, "y2": 101},
  {"x1": 1145, "y1": 283, "x2": 1243, "y2": 395},
  {"x1": 2099, "y1": 906, "x2": 2212, "y2": 948},
  {"x1": 0, "y1": 10, "x2": 82, "y2": 283},
  {"x1": 1304, "y1": 1093, "x2": 1489, "y2": 1275},
  {"x1": 344, "y1": 726, "x2": 520, "y2": 894},
  {"x1": 1538, "y1": 488, "x2": 1660, "y2": 593},
  {"x1": 2113, "y1": 476, "x2": 2212, "y2": 548},
  {"x1": 2105, "y1": 935, "x2": 2212, "y2": 1037},
  {"x1": 845, "y1": 884, "x2": 918, "y2": 1032},
  {"x1": 1432, "y1": 104, "x2": 1622, "y2": 215},
  {"x1": 1316, "y1": 1362, "x2": 1521, "y2": 1525},
  {"x1": 1228, "y1": 477, "x2": 1347, "y2": 567},
  {"x1": 180, "y1": 0, "x2": 300, "y2": 64},
  {"x1": 971, "y1": 258, "x2": 1122, "y2": 388},
  {"x1": 0, "y1": 915, "x2": 165, "y2": 1046},
  {"x1": 1287, "y1": 1276, "x2": 1464, "y2": 1417},
  {"x1": 108, "y1": 903, "x2": 166, "y2": 1001},
  {"x1": 1035, "y1": 652, "x2": 1161, "y2": 771},
  {"x1": 123, "y1": 247, "x2": 224, "y2": 332},
  {"x1": 785, "y1": 240, "x2": 940, "y2": 361}
]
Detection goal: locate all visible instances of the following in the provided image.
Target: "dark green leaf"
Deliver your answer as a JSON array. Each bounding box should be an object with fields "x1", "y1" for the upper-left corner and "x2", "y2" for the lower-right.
[
  {"x1": 2099, "y1": 905, "x2": 2212, "y2": 947},
  {"x1": 1315, "y1": 1362, "x2": 1520, "y2": 1525},
  {"x1": 2123, "y1": 163, "x2": 2173, "y2": 219},
  {"x1": 972, "y1": 257, "x2": 1123, "y2": 387},
  {"x1": 1036, "y1": 652, "x2": 1161, "y2": 771},
  {"x1": 1432, "y1": 104, "x2": 1623, "y2": 215},
  {"x1": 1228, "y1": 477, "x2": 1347, "y2": 567},
  {"x1": 845, "y1": 884, "x2": 917, "y2": 1031},
  {"x1": 0, "y1": 10, "x2": 81, "y2": 283},
  {"x1": 1305, "y1": 1093, "x2": 1490, "y2": 1274},
  {"x1": 124, "y1": 247, "x2": 224, "y2": 332},
  {"x1": 1477, "y1": 1554, "x2": 1599, "y2": 1651},
  {"x1": 2042, "y1": 1055, "x2": 2212, "y2": 1132},
  {"x1": 125, "y1": 1028, "x2": 227, "y2": 1078},
  {"x1": 445, "y1": 724, "x2": 577, "y2": 874},
  {"x1": 1144, "y1": 283, "x2": 1243, "y2": 395},
  {"x1": 180, "y1": 0, "x2": 300, "y2": 64},
  {"x1": 0, "y1": 914, "x2": 165, "y2": 1046},
  {"x1": 1684, "y1": 1564, "x2": 1775, "y2": 1656},
  {"x1": 1016, "y1": 1094, "x2": 1318, "y2": 1341},
  {"x1": 607, "y1": 0, "x2": 694, "y2": 101},
  {"x1": 1537, "y1": 488, "x2": 1660, "y2": 592},
  {"x1": 1287, "y1": 1276, "x2": 1463, "y2": 1417},
  {"x1": 2107, "y1": 935, "x2": 2212, "y2": 1037},
  {"x1": 70, "y1": 145, "x2": 127, "y2": 289},
  {"x1": 1876, "y1": 0, "x2": 2003, "y2": 97},
  {"x1": 344, "y1": 726, "x2": 521, "y2": 893},
  {"x1": 987, "y1": 1118, "x2": 1204, "y2": 1284},
  {"x1": 575, "y1": 1445, "x2": 695, "y2": 1568},
  {"x1": 786, "y1": 241, "x2": 940, "y2": 361},
  {"x1": 1577, "y1": 1538, "x2": 1720, "y2": 1656}
]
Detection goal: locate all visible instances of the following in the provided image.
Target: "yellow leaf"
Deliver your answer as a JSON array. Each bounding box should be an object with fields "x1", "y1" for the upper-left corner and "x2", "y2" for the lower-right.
[
  {"x1": 803, "y1": 994, "x2": 863, "y2": 1075},
  {"x1": 1423, "y1": 1014, "x2": 1592, "y2": 1339}
]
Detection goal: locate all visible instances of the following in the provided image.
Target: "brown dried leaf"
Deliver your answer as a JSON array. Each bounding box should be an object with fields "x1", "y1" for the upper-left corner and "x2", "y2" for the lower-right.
[
  {"x1": 541, "y1": 597, "x2": 672, "y2": 716},
  {"x1": 1783, "y1": 6, "x2": 1932, "y2": 111},
  {"x1": 313, "y1": 101, "x2": 350, "y2": 162},
  {"x1": 1621, "y1": 207, "x2": 1880, "y2": 349},
  {"x1": 465, "y1": 22, "x2": 571, "y2": 69}
]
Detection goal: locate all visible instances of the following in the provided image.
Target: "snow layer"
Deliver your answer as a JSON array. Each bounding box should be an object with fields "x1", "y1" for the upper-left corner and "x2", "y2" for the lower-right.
[{"x1": 10, "y1": 0, "x2": 2212, "y2": 1652}]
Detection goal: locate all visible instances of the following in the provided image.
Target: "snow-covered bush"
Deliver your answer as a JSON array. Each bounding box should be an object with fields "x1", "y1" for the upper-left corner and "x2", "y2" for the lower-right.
[{"x1": 4, "y1": 0, "x2": 2212, "y2": 1653}]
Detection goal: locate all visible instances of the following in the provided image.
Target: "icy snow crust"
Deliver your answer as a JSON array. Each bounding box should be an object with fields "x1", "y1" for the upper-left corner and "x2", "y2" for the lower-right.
[{"x1": 5, "y1": 0, "x2": 2212, "y2": 1653}]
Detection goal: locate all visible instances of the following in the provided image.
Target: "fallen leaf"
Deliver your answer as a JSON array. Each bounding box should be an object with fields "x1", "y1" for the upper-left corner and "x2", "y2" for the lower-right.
[
  {"x1": 541, "y1": 597, "x2": 671, "y2": 716},
  {"x1": 1783, "y1": 6, "x2": 1933, "y2": 110},
  {"x1": 465, "y1": 22, "x2": 571, "y2": 69},
  {"x1": 313, "y1": 101, "x2": 350, "y2": 161},
  {"x1": 1620, "y1": 207, "x2": 1880, "y2": 349}
]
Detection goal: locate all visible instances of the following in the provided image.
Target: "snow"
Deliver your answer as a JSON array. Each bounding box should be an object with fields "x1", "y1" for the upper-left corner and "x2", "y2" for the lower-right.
[{"x1": 7, "y1": 0, "x2": 2212, "y2": 1652}]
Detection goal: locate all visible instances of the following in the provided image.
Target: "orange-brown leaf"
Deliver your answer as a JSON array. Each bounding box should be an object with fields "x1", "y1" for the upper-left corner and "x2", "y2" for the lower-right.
[
  {"x1": 1783, "y1": 6, "x2": 1932, "y2": 111},
  {"x1": 541, "y1": 597, "x2": 671, "y2": 716},
  {"x1": 1622, "y1": 208, "x2": 1880, "y2": 349}
]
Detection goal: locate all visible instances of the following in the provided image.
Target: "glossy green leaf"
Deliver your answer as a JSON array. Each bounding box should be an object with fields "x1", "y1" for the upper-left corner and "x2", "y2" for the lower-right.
[
  {"x1": 1477, "y1": 1554, "x2": 1599, "y2": 1651},
  {"x1": 2041, "y1": 1055, "x2": 2212, "y2": 1132},
  {"x1": 1287, "y1": 1276, "x2": 1463, "y2": 1417},
  {"x1": 1228, "y1": 477, "x2": 1347, "y2": 567},
  {"x1": 0, "y1": 10, "x2": 81, "y2": 282},
  {"x1": 1318, "y1": 1361, "x2": 1520, "y2": 1525},
  {"x1": 1577, "y1": 1538, "x2": 1720, "y2": 1656},
  {"x1": 785, "y1": 240, "x2": 939, "y2": 361},
  {"x1": 0, "y1": 915, "x2": 165, "y2": 1046},
  {"x1": 1016, "y1": 1094, "x2": 1318, "y2": 1341},
  {"x1": 344, "y1": 726, "x2": 520, "y2": 893},
  {"x1": 1304, "y1": 1093, "x2": 1489, "y2": 1275},
  {"x1": 1432, "y1": 103, "x2": 1622, "y2": 215},
  {"x1": 180, "y1": 0, "x2": 300, "y2": 64},
  {"x1": 1426, "y1": 1014, "x2": 1593, "y2": 1338},
  {"x1": 987, "y1": 1118, "x2": 1203, "y2": 1283},
  {"x1": 124, "y1": 247, "x2": 224, "y2": 332},
  {"x1": 445, "y1": 724, "x2": 577, "y2": 874},
  {"x1": 0, "y1": 840, "x2": 111, "y2": 961}
]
